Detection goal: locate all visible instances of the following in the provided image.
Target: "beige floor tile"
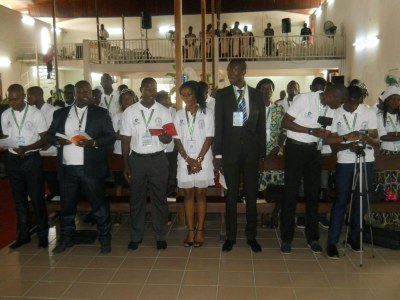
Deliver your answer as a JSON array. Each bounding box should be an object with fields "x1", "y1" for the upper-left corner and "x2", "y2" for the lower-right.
[
  {"x1": 217, "y1": 286, "x2": 257, "y2": 300},
  {"x1": 111, "y1": 269, "x2": 150, "y2": 284},
  {"x1": 290, "y1": 272, "x2": 330, "y2": 288},
  {"x1": 284, "y1": 249, "x2": 316, "y2": 260},
  {"x1": 62, "y1": 282, "x2": 105, "y2": 299},
  {"x1": 41, "y1": 267, "x2": 82, "y2": 282},
  {"x1": 219, "y1": 258, "x2": 253, "y2": 271},
  {"x1": 99, "y1": 245, "x2": 128, "y2": 256},
  {"x1": 360, "y1": 273, "x2": 400, "y2": 288},
  {"x1": 152, "y1": 257, "x2": 188, "y2": 270},
  {"x1": 332, "y1": 288, "x2": 376, "y2": 300},
  {"x1": 295, "y1": 288, "x2": 336, "y2": 300},
  {"x1": 254, "y1": 272, "x2": 292, "y2": 287},
  {"x1": 75, "y1": 268, "x2": 116, "y2": 283},
  {"x1": 220, "y1": 247, "x2": 252, "y2": 259},
  {"x1": 158, "y1": 246, "x2": 191, "y2": 258},
  {"x1": 376, "y1": 249, "x2": 400, "y2": 260},
  {"x1": 99, "y1": 283, "x2": 142, "y2": 300},
  {"x1": 188, "y1": 247, "x2": 221, "y2": 259},
  {"x1": 186, "y1": 258, "x2": 219, "y2": 271},
  {"x1": 319, "y1": 258, "x2": 357, "y2": 273},
  {"x1": 285, "y1": 260, "x2": 323, "y2": 273},
  {"x1": 251, "y1": 249, "x2": 284, "y2": 260},
  {"x1": 219, "y1": 271, "x2": 254, "y2": 286},
  {"x1": 120, "y1": 257, "x2": 156, "y2": 269},
  {"x1": 139, "y1": 284, "x2": 180, "y2": 300},
  {"x1": 178, "y1": 285, "x2": 217, "y2": 300},
  {"x1": 256, "y1": 230, "x2": 279, "y2": 239},
  {"x1": 257, "y1": 238, "x2": 281, "y2": 249},
  {"x1": 253, "y1": 259, "x2": 287, "y2": 272},
  {"x1": 325, "y1": 272, "x2": 367, "y2": 288},
  {"x1": 371, "y1": 288, "x2": 400, "y2": 300},
  {"x1": 2, "y1": 266, "x2": 49, "y2": 281},
  {"x1": 86, "y1": 256, "x2": 124, "y2": 268},
  {"x1": 68, "y1": 245, "x2": 100, "y2": 256},
  {"x1": 55, "y1": 255, "x2": 93, "y2": 268},
  {"x1": 146, "y1": 269, "x2": 184, "y2": 284},
  {"x1": 0, "y1": 253, "x2": 34, "y2": 266},
  {"x1": 182, "y1": 270, "x2": 219, "y2": 286},
  {"x1": 24, "y1": 282, "x2": 70, "y2": 298},
  {"x1": 0, "y1": 280, "x2": 36, "y2": 297},
  {"x1": 126, "y1": 246, "x2": 159, "y2": 257},
  {"x1": 256, "y1": 287, "x2": 296, "y2": 300},
  {"x1": 23, "y1": 254, "x2": 61, "y2": 268}
]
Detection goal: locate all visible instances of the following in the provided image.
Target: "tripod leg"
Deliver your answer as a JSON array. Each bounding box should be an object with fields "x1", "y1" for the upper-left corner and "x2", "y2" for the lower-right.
[
  {"x1": 344, "y1": 158, "x2": 359, "y2": 257},
  {"x1": 359, "y1": 155, "x2": 363, "y2": 267},
  {"x1": 362, "y1": 156, "x2": 375, "y2": 259}
]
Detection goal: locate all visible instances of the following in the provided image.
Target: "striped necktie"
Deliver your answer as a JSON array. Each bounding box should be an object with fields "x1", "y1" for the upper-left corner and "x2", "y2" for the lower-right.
[{"x1": 237, "y1": 89, "x2": 247, "y2": 123}]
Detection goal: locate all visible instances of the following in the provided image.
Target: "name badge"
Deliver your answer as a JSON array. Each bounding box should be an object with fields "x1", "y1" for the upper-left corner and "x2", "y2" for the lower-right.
[
  {"x1": 142, "y1": 131, "x2": 153, "y2": 147},
  {"x1": 187, "y1": 140, "x2": 197, "y2": 154},
  {"x1": 16, "y1": 136, "x2": 26, "y2": 146},
  {"x1": 233, "y1": 112, "x2": 243, "y2": 127}
]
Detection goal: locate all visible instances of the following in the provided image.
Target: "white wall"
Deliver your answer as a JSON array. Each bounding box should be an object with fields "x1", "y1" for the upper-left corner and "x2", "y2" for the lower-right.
[
  {"x1": 312, "y1": 0, "x2": 398, "y2": 105},
  {"x1": 0, "y1": 5, "x2": 52, "y2": 98}
]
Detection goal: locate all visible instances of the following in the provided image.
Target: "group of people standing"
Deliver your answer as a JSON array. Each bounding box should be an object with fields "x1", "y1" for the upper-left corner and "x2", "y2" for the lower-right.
[{"x1": 1, "y1": 61, "x2": 399, "y2": 258}]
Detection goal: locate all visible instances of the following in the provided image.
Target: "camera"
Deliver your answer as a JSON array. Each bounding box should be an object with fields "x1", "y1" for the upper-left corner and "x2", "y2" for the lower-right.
[
  {"x1": 354, "y1": 142, "x2": 366, "y2": 155},
  {"x1": 317, "y1": 116, "x2": 333, "y2": 128}
]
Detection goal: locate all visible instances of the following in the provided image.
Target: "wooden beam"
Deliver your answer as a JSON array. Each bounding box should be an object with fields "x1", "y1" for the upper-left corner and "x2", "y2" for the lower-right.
[{"x1": 174, "y1": 0, "x2": 183, "y2": 110}]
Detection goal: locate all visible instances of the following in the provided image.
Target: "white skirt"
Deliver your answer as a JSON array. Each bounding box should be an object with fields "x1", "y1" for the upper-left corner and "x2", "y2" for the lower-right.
[{"x1": 177, "y1": 158, "x2": 214, "y2": 189}]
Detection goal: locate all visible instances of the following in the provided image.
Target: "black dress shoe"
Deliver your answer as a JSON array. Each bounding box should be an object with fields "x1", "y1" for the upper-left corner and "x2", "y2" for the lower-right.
[
  {"x1": 128, "y1": 241, "x2": 141, "y2": 251},
  {"x1": 222, "y1": 239, "x2": 236, "y2": 252},
  {"x1": 52, "y1": 241, "x2": 74, "y2": 254},
  {"x1": 247, "y1": 239, "x2": 262, "y2": 252},
  {"x1": 9, "y1": 238, "x2": 31, "y2": 249},
  {"x1": 38, "y1": 238, "x2": 49, "y2": 248},
  {"x1": 100, "y1": 243, "x2": 112, "y2": 254},
  {"x1": 156, "y1": 240, "x2": 167, "y2": 250}
]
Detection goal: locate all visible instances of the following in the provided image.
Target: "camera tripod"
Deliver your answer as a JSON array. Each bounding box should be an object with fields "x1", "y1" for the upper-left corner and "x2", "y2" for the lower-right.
[{"x1": 343, "y1": 146, "x2": 375, "y2": 267}]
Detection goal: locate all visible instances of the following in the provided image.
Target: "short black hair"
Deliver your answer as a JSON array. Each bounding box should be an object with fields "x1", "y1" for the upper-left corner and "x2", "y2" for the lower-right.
[
  {"x1": 8, "y1": 84, "x2": 24, "y2": 94},
  {"x1": 156, "y1": 90, "x2": 169, "y2": 103},
  {"x1": 63, "y1": 84, "x2": 74, "y2": 90},
  {"x1": 75, "y1": 80, "x2": 92, "y2": 90},
  {"x1": 256, "y1": 78, "x2": 275, "y2": 91},
  {"x1": 27, "y1": 86, "x2": 44, "y2": 96},
  {"x1": 325, "y1": 84, "x2": 348, "y2": 98},
  {"x1": 198, "y1": 81, "x2": 209, "y2": 94},
  {"x1": 228, "y1": 59, "x2": 247, "y2": 71},
  {"x1": 141, "y1": 77, "x2": 157, "y2": 88},
  {"x1": 347, "y1": 85, "x2": 363, "y2": 101},
  {"x1": 311, "y1": 77, "x2": 327, "y2": 88}
]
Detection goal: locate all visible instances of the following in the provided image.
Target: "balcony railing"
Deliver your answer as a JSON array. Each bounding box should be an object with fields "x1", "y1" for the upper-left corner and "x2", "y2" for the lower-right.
[{"x1": 88, "y1": 34, "x2": 344, "y2": 64}]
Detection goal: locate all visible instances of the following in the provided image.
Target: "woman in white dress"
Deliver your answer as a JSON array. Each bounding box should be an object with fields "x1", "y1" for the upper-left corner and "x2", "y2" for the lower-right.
[{"x1": 174, "y1": 81, "x2": 214, "y2": 247}]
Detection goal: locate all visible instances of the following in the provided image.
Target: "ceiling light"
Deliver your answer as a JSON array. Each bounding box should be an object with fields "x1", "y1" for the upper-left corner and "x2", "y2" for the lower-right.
[
  {"x1": 22, "y1": 15, "x2": 35, "y2": 26},
  {"x1": 0, "y1": 57, "x2": 11, "y2": 67},
  {"x1": 353, "y1": 35, "x2": 379, "y2": 49}
]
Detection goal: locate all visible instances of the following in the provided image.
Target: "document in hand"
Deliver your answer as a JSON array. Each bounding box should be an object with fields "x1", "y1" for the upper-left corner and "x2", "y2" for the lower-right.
[
  {"x1": 0, "y1": 137, "x2": 18, "y2": 149},
  {"x1": 56, "y1": 132, "x2": 92, "y2": 144},
  {"x1": 148, "y1": 123, "x2": 178, "y2": 136}
]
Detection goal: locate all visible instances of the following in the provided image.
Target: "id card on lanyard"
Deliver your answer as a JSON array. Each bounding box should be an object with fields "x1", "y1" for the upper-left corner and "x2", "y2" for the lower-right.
[
  {"x1": 104, "y1": 95, "x2": 114, "y2": 110},
  {"x1": 11, "y1": 104, "x2": 29, "y2": 146},
  {"x1": 74, "y1": 105, "x2": 88, "y2": 134},
  {"x1": 141, "y1": 109, "x2": 154, "y2": 147},
  {"x1": 233, "y1": 86, "x2": 246, "y2": 127},
  {"x1": 185, "y1": 108, "x2": 197, "y2": 154}
]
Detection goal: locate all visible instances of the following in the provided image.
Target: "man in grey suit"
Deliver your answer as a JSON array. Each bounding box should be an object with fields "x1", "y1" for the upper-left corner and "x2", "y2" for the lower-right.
[{"x1": 214, "y1": 59, "x2": 266, "y2": 252}]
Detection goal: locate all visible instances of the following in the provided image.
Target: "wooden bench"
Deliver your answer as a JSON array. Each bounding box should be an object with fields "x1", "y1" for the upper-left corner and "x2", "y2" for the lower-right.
[{"x1": 42, "y1": 154, "x2": 400, "y2": 215}]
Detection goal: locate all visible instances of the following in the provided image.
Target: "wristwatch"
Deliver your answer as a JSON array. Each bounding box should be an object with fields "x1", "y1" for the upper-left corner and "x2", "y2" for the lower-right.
[{"x1": 308, "y1": 128, "x2": 314, "y2": 135}]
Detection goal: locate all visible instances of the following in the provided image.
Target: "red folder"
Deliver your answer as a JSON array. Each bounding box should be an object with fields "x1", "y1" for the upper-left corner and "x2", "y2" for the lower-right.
[{"x1": 148, "y1": 123, "x2": 178, "y2": 136}]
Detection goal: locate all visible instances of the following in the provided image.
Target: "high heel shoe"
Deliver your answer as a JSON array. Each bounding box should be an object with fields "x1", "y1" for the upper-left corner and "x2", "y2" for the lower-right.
[
  {"x1": 194, "y1": 228, "x2": 204, "y2": 248},
  {"x1": 184, "y1": 229, "x2": 195, "y2": 247}
]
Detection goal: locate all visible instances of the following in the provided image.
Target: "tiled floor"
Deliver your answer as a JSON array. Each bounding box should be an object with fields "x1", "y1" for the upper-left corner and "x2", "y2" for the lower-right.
[{"x1": 0, "y1": 213, "x2": 399, "y2": 299}]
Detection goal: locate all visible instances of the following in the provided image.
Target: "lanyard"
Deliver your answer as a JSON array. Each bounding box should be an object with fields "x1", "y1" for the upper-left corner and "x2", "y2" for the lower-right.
[
  {"x1": 185, "y1": 107, "x2": 198, "y2": 138},
  {"x1": 104, "y1": 95, "x2": 114, "y2": 110},
  {"x1": 343, "y1": 113, "x2": 358, "y2": 131},
  {"x1": 387, "y1": 116, "x2": 398, "y2": 132},
  {"x1": 140, "y1": 109, "x2": 154, "y2": 129},
  {"x1": 74, "y1": 105, "x2": 88, "y2": 131},
  {"x1": 11, "y1": 104, "x2": 29, "y2": 135}
]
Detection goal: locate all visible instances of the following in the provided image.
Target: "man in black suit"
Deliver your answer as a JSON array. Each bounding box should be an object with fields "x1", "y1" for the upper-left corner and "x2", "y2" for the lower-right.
[
  {"x1": 214, "y1": 59, "x2": 266, "y2": 252},
  {"x1": 47, "y1": 80, "x2": 115, "y2": 254}
]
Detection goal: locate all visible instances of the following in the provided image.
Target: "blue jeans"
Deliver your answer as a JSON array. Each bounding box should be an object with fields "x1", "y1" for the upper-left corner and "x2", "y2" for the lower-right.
[
  {"x1": 59, "y1": 165, "x2": 111, "y2": 244},
  {"x1": 327, "y1": 162, "x2": 375, "y2": 245},
  {"x1": 7, "y1": 152, "x2": 49, "y2": 240}
]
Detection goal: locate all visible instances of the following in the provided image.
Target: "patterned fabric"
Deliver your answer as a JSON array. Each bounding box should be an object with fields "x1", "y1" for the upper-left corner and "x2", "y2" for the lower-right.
[{"x1": 259, "y1": 102, "x2": 285, "y2": 191}]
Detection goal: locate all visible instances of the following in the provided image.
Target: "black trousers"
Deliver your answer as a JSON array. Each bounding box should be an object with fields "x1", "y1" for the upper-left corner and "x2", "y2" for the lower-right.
[
  {"x1": 59, "y1": 165, "x2": 112, "y2": 245},
  {"x1": 7, "y1": 152, "x2": 49, "y2": 240},
  {"x1": 165, "y1": 151, "x2": 178, "y2": 194},
  {"x1": 223, "y1": 147, "x2": 259, "y2": 240},
  {"x1": 280, "y1": 140, "x2": 321, "y2": 243}
]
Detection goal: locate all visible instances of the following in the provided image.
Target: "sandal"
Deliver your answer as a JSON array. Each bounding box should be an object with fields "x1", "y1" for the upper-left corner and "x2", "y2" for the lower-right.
[
  {"x1": 194, "y1": 228, "x2": 204, "y2": 248},
  {"x1": 184, "y1": 229, "x2": 195, "y2": 247}
]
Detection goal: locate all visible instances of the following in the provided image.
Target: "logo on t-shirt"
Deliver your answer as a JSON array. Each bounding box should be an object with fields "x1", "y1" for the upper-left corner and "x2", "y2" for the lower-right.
[
  {"x1": 304, "y1": 111, "x2": 313, "y2": 119},
  {"x1": 179, "y1": 119, "x2": 185, "y2": 126},
  {"x1": 198, "y1": 119, "x2": 205, "y2": 129},
  {"x1": 155, "y1": 117, "x2": 162, "y2": 127},
  {"x1": 133, "y1": 118, "x2": 140, "y2": 125},
  {"x1": 25, "y1": 121, "x2": 34, "y2": 130}
]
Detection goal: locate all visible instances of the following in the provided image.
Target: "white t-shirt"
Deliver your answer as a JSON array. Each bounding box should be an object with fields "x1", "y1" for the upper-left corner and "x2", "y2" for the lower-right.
[
  {"x1": 40, "y1": 103, "x2": 58, "y2": 156},
  {"x1": 1, "y1": 103, "x2": 47, "y2": 155},
  {"x1": 377, "y1": 112, "x2": 400, "y2": 151},
  {"x1": 174, "y1": 107, "x2": 214, "y2": 161},
  {"x1": 100, "y1": 90, "x2": 121, "y2": 117},
  {"x1": 165, "y1": 107, "x2": 176, "y2": 153},
  {"x1": 286, "y1": 91, "x2": 334, "y2": 143},
  {"x1": 332, "y1": 104, "x2": 377, "y2": 163},
  {"x1": 278, "y1": 97, "x2": 291, "y2": 112},
  {"x1": 63, "y1": 106, "x2": 88, "y2": 165},
  {"x1": 206, "y1": 95, "x2": 215, "y2": 113},
  {"x1": 120, "y1": 101, "x2": 172, "y2": 154},
  {"x1": 112, "y1": 111, "x2": 123, "y2": 155}
]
